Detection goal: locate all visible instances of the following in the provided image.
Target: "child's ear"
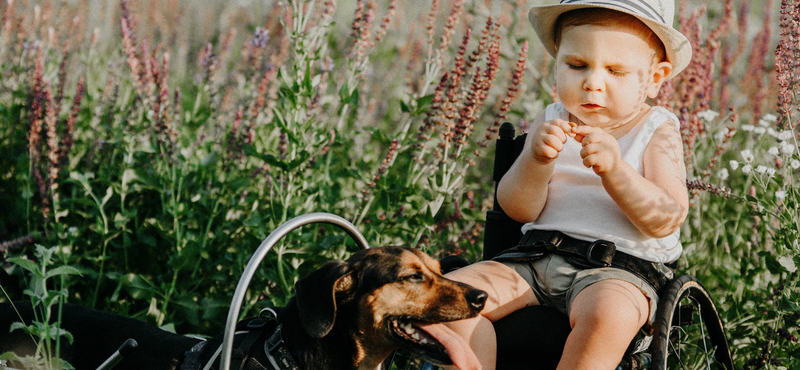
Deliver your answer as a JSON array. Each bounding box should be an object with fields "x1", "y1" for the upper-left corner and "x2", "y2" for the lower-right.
[{"x1": 647, "y1": 61, "x2": 673, "y2": 98}]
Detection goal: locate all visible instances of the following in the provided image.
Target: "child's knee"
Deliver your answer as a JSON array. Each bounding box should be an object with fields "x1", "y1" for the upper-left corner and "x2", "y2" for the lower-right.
[{"x1": 569, "y1": 279, "x2": 649, "y2": 331}]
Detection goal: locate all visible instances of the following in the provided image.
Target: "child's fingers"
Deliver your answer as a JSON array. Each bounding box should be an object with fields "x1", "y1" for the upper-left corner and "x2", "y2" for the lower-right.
[
  {"x1": 540, "y1": 121, "x2": 571, "y2": 143},
  {"x1": 542, "y1": 134, "x2": 566, "y2": 151},
  {"x1": 570, "y1": 124, "x2": 597, "y2": 136},
  {"x1": 570, "y1": 124, "x2": 596, "y2": 143},
  {"x1": 549, "y1": 119, "x2": 575, "y2": 137}
]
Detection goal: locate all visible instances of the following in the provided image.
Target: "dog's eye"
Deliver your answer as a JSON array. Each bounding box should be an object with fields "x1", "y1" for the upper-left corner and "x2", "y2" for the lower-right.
[{"x1": 402, "y1": 272, "x2": 425, "y2": 283}]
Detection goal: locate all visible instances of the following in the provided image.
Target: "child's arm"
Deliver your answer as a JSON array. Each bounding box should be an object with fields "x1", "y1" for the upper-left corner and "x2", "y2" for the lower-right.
[
  {"x1": 497, "y1": 111, "x2": 574, "y2": 223},
  {"x1": 571, "y1": 121, "x2": 688, "y2": 238}
]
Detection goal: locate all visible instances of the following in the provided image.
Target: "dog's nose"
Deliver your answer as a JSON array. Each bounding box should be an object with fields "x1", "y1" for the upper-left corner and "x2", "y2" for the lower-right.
[{"x1": 466, "y1": 289, "x2": 487, "y2": 311}]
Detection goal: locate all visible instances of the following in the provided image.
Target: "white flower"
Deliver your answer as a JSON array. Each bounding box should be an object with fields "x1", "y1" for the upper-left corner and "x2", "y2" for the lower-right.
[
  {"x1": 741, "y1": 149, "x2": 754, "y2": 163},
  {"x1": 742, "y1": 164, "x2": 752, "y2": 174},
  {"x1": 758, "y1": 119, "x2": 771, "y2": 127},
  {"x1": 776, "y1": 190, "x2": 787, "y2": 201},
  {"x1": 741, "y1": 124, "x2": 755, "y2": 132},
  {"x1": 781, "y1": 143, "x2": 796, "y2": 155},
  {"x1": 779, "y1": 255, "x2": 797, "y2": 273},
  {"x1": 697, "y1": 110, "x2": 720, "y2": 122},
  {"x1": 791, "y1": 159, "x2": 800, "y2": 169},
  {"x1": 754, "y1": 166, "x2": 776, "y2": 177},
  {"x1": 779, "y1": 130, "x2": 794, "y2": 141},
  {"x1": 767, "y1": 128, "x2": 779, "y2": 138},
  {"x1": 718, "y1": 168, "x2": 729, "y2": 181},
  {"x1": 754, "y1": 126, "x2": 767, "y2": 135},
  {"x1": 730, "y1": 160, "x2": 740, "y2": 170},
  {"x1": 763, "y1": 113, "x2": 778, "y2": 122},
  {"x1": 769, "y1": 146, "x2": 780, "y2": 156}
]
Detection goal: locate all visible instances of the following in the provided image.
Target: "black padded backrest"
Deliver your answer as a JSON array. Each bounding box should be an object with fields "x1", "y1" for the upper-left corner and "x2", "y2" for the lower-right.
[
  {"x1": 483, "y1": 123, "x2": 568, "y2": 370},
  {"x1": 483, "y1": 122, "x2": 528, "y2": 260}
]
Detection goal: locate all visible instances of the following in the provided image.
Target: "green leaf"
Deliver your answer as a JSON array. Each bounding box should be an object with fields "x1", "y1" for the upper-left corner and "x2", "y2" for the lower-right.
[
  {"x1": 339, "y1": 85, "x2": 359, "y2": 107},
  {"x1": 782, "y1": 295, "x2": 800, "y2": 312},
  {"x1": 415, "y1": 94, "x2": 434, "y2": 110},
  {"x1": 262, "y1": 154, "x2": 287, "y2": 171},
  {"x1": 302, "y1": 59, "x2": 313, "y2": 95},
  {"x1": 400, "y1": 100, "x2": 410, "y2": 113},
  {"x1": 9, "y1": 322, "x2": 31, "y2": 333},
  {"x1": 118, "y1": 274, "x2": 156, "y2": 300},
  {"x1": 101, "y1": 186, "x2": 114, "y2": 207},
  {"x1": 45, "y1": 266, "x2": 83, "y2": 279},
  {"x1": 762, "y1": 252, "x2": 785, "y2": 274},
  {"x1": 348, "y1": 88, "x2": 360, "y2": 107},
  {"x1": 201, "y1": 151, "x2": 220, "y2": 167},
  {"x1": 122, "y1": 168, "x2": 139, "y2": 187},
  {"x1": 7, "y1": 258, "x2": 41, "y2": 277}
]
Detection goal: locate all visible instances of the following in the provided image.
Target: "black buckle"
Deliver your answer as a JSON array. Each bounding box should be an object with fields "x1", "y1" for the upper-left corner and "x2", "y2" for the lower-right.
[
  {"x1": 519, "y1": 230, "x2": 562, "y2": 252},
  {"x1": 585, "y1": 240, "x2": 615, "y2": 267},
  {"x1": 534, "y1": 240, "x2": 558, "y2": 252}
]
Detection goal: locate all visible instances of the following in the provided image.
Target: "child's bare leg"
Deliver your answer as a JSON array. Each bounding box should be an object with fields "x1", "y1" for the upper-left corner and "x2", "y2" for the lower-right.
[
  {"x1": 442, "y1": 261, "x2": 539, "y2": 370},
  {"x1": 558, "y1": 279, "x2": 650, "y2": 370}
]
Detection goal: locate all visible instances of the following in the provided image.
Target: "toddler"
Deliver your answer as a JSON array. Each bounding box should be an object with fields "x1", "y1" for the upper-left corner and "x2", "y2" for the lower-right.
[{"x1": 442, "y1": 1, "x2": 692, "y2": 369}]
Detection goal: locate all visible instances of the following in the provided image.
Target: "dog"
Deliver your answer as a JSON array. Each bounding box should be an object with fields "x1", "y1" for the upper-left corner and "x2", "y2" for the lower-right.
[{"x1": 0, "y1": 246, "x2": 487, "y2": 370}]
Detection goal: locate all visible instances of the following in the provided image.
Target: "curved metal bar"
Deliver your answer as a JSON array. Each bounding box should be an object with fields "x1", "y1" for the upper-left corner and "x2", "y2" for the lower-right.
[{"x1": 219, "y1": 213, "x2": 370, "y2": 370}]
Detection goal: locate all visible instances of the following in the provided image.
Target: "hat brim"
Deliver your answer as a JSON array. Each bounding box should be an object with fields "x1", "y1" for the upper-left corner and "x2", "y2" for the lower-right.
[{"x1": 528, "y1": 3, "x2": 692, "y2": 78}]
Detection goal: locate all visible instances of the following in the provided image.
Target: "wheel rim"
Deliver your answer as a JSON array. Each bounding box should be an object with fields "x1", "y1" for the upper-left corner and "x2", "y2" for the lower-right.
[
  {"x1": 653, "y1": 276, "x2": 733, "y2": 370},
  {"x1": 667, "y1": 293, "x2": 717, "y2": 369}
]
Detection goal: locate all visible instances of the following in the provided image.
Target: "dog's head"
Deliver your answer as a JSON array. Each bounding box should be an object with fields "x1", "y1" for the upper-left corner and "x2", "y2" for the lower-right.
[{"x1": 294, "y1": 246, "x2": 486, "y2": 368}]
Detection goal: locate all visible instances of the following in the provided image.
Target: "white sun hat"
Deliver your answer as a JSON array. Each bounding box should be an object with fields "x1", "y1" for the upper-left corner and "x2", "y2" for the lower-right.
[{"x1": 528, "y1": 0, "x2": 693, "y2": 77}]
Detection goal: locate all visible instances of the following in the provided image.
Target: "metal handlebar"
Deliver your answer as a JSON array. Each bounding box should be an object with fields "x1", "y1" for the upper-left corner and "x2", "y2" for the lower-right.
[{"x1": 219, "y1": 213, "x2": 370, "y2": 370}]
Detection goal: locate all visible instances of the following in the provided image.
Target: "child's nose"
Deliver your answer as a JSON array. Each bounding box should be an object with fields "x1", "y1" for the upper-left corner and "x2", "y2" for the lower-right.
[{"x1": 583, "y1": 72, "x2": 605, "y2": 92}]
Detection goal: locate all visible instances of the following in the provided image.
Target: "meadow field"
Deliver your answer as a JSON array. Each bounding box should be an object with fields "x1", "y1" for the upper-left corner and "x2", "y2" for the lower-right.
[{"x1": 0, "y1": 0, "x2": 798, "y2": 368}]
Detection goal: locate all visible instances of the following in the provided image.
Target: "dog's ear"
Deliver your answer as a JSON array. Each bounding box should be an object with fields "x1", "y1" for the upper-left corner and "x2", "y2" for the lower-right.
[{"x1": 295, "y1": 260, "x2": 355, "y2": 338}]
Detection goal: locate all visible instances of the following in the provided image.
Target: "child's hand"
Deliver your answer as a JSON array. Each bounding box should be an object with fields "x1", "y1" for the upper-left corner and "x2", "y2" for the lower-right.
[
  {"x1": 530, "y1": 119, "x2": 575, "y2": 164},
  {"x1": 571, "y1": 125, "x2": 621, "y2": 176}
]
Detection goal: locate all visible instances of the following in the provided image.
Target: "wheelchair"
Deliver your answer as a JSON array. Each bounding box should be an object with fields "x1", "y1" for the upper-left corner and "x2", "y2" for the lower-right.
[{"x1": 386, "y1": 122, "x2": 734, "y2": 370}]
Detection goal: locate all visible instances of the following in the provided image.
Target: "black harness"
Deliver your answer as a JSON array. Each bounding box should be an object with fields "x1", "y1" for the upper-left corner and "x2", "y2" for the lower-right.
[
  {"x1": 181, "y1": 309, "x2": 299, "y2": 370},
  {"x1": 492, "y1": 229, "x2": 675, "y2": 294}
]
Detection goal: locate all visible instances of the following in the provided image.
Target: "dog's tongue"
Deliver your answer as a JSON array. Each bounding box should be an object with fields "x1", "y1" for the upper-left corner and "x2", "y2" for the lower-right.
[{"x1": 416, "y1": 323, "x2": 482, "y2": 370}]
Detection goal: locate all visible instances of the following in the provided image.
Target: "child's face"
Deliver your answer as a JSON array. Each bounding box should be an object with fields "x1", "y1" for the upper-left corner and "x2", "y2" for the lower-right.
[{"x1": 554, "y1": 23, "x2": 671, "y2": 130}]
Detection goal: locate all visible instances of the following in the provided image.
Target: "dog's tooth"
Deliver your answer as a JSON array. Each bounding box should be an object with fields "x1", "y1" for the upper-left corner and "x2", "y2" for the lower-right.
[{"x1": 412, "y1": 332, "x2": 420, "y2": 340}]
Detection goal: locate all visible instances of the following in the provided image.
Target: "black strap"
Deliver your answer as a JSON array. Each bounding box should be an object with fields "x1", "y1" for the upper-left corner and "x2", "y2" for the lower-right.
[
  {"x1": 264, "y1": 325, "x2": 300, "y2": 370},
  {"x1": 234, "y1": 318, "x2": 272, "y2": 370},
  {"x1": 180, "y1": 315, "x2": 295, "y2": 370},
  {"x1": 180, "y1": 340, "x2": 208, "y2": 370},
  {"x1": 493, "y1": 230, "x2": 674, "y2": 294}
]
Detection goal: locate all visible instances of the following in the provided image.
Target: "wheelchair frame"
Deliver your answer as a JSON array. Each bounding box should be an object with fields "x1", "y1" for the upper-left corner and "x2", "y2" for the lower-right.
[{"x1": 390, "y1": 122, "x2": 734, "y2": 370}]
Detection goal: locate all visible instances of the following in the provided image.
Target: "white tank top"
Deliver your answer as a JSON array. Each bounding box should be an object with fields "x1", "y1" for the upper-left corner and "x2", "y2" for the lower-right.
[{"x1": 520, "y1": 102, "x2": 683, "y2": 263}]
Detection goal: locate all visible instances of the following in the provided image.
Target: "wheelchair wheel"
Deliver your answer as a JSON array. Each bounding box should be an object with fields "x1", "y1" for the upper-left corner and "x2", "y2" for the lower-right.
[{"x1": 650, "y1": 275, "x2": 734, "y2": 370}]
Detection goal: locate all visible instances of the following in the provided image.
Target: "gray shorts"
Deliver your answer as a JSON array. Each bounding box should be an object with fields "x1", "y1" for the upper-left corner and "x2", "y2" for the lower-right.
[{"x1": 500, "y1": 254, "x2": 659, "y2": 329}]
